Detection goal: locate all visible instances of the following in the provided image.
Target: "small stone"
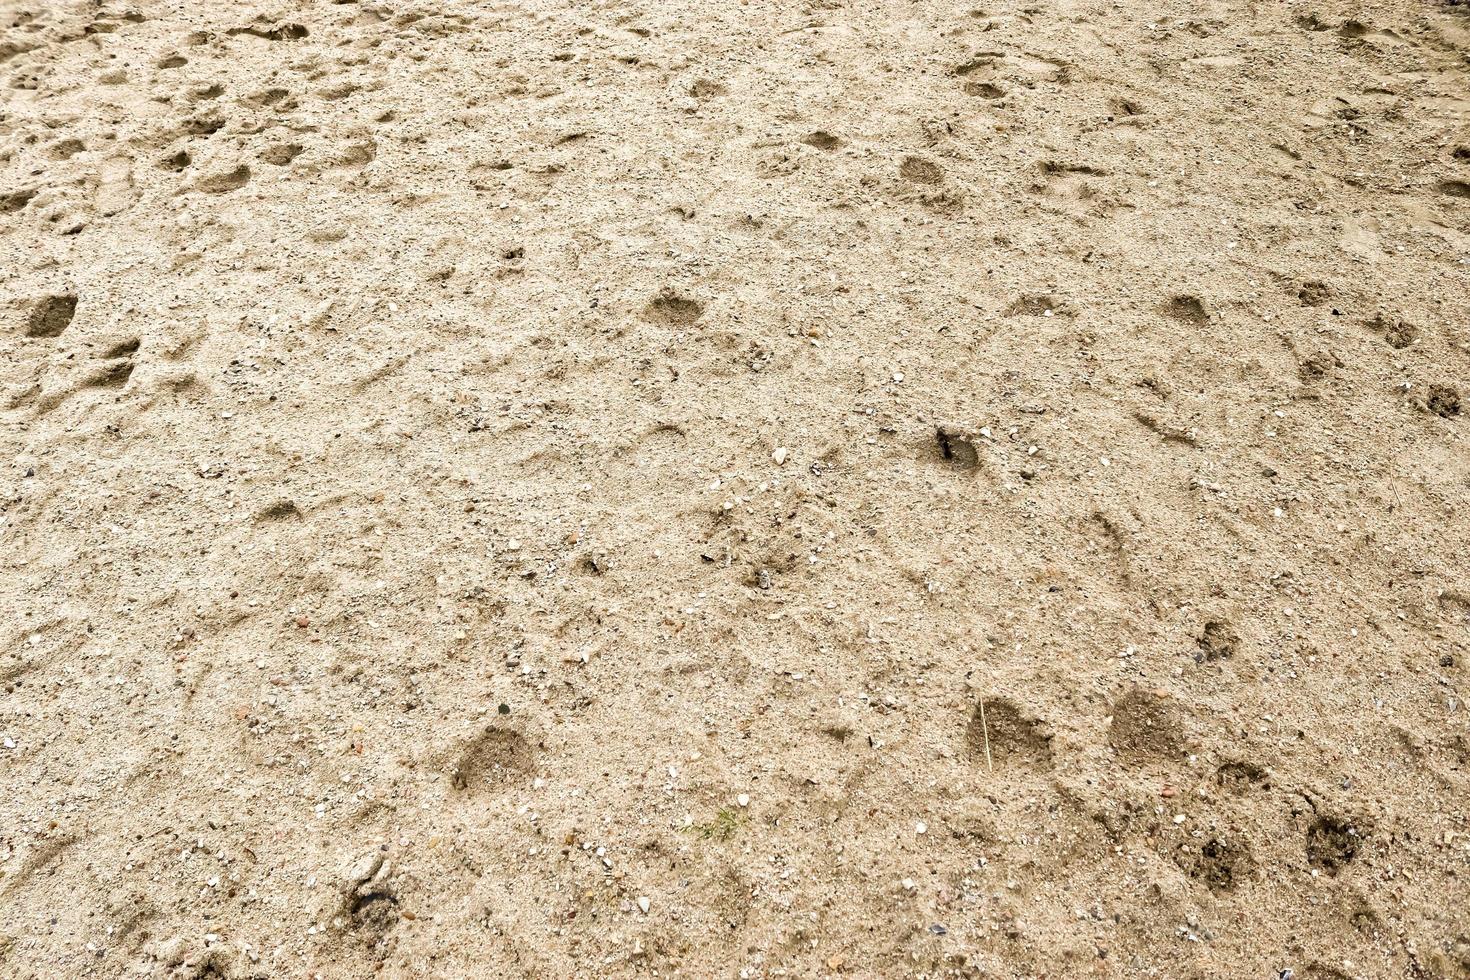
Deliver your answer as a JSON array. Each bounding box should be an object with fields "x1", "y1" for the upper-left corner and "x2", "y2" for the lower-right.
[
  {"x1": 506, "y1": 539, "x2": 521, "y2": 551},
  {"x1": 636, "y1": 896, "x2": 650, "y2": 915},
  {"x1": 736, "y1": 793, "x2": 750, "y2": 808},
  {"x1": 915, "y1": 821, "x2": 928, "y2": 835},
  {"x1": 771, "y1": 447, "x2": 788, "y2": 465}
]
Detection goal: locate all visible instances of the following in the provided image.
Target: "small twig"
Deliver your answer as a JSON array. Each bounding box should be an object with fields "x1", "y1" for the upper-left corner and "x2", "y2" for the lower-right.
[{"x1": 978, "y1": 699, "x2": 994, "y2": 772}]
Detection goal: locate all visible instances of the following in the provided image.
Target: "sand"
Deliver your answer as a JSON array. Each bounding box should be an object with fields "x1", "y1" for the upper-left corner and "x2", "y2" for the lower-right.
[{"x1": 2, "y1": 0, "x2": 1470, "y2": 976}]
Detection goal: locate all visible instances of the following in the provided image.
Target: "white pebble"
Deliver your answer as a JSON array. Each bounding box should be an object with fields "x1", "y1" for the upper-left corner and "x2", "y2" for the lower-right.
[
  {"x1": 771, "y1": 447, "x2": 788, "y2": 465},
  {"x1": 637, "y1": 896, "x2": 651, "y2": 914},
  {"x1": 736, "y1": 793, "x2": 750, "y2": 808}
]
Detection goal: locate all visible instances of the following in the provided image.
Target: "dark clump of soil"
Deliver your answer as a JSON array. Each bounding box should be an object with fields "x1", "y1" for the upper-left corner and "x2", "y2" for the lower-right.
[{"x1": 1307, "y1": 816, "x2": 1363, "y2": 874}]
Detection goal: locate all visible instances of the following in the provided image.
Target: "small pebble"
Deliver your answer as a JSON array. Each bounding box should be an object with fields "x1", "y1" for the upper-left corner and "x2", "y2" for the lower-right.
[
  {"x1": 771, "y1": 447, "x2": 788, "y2": 465},
  {"x1": 736, "y1": 793, "x2": 750, "y2": 808},
  {"x1": 637, "y1": 896, "x2": 650, "y2": 915}
]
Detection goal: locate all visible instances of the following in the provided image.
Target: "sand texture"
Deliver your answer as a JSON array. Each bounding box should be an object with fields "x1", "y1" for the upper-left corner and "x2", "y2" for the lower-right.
[{"x1": 3, "y1": 0, "x2": 1470, "y2": 976}]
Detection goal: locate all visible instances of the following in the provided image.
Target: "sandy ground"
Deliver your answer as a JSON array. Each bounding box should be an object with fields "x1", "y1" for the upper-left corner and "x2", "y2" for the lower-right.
[{"x1": 2, "y1": 0, "x2": 1470, "y2": 976}]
